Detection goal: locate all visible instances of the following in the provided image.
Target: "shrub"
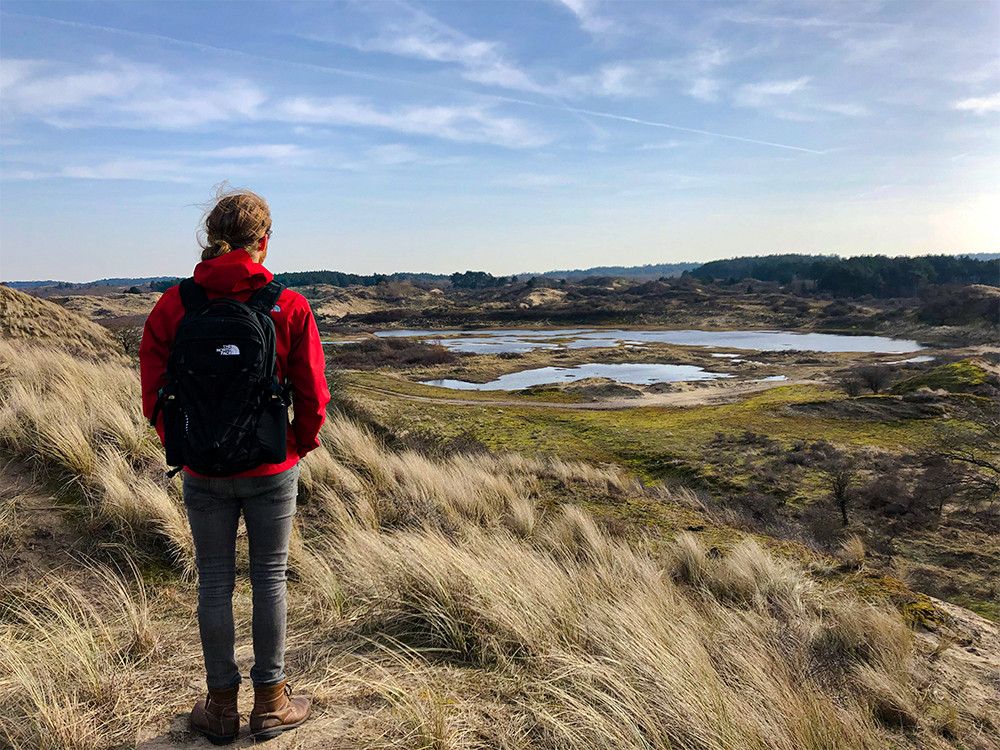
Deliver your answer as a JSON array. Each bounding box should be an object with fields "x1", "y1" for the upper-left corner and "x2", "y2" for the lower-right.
[
  {"x1": 853, "y1": 365, "x2": 895, "y2": 394},
  {"x1": 327, "y1": 337, "x2": 455, "y2": 369}
]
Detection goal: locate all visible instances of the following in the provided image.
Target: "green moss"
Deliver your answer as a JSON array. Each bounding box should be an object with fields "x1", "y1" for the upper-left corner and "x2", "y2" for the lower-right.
[
  {"x1": 848, "y1": 572, "x2": 947, "y2": 629},
  {"x1": 892, "y1": 359, "x2": 990, "y2": 395},
  {"x1": 139, "y1": 559, "x2": 179, "y2": 586},
  {"x1": 901, "y1": 597, "x2": 945, "y2": 629},
  {"x1": 512, "y1": 387, "x2": 587, "y2": 403}
]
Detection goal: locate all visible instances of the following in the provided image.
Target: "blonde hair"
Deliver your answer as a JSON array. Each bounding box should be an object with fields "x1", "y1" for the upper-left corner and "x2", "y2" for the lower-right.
[{"x1": 199, "y1": 184, "x2": 271, "y2": 261}]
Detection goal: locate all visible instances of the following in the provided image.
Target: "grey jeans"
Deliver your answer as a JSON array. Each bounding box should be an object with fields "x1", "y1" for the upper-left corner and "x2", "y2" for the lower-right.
[{"x1": 183, "y1": 465, "x2": 299, "y2": 690}]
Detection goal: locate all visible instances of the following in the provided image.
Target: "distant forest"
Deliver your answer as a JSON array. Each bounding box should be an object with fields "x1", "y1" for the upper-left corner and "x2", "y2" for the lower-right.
[
  {"x1": 692, "y1": 254, "x2": 999, "y2": 298},
  {"x1": 9, "y1": 276, "x2": 177, "y2": 290},
  {"x1": 272, "y1": 270, "x2": 450, "y2": 288},
  {"x1": 149, "y1": 271, "x2": 451, "y2": 292},
  {"x1": 11, "y1": 253, "x2": 999, "y2": 297},
  {"x1": 532, "y1": 261, "x2": 700, "y2": 281}
]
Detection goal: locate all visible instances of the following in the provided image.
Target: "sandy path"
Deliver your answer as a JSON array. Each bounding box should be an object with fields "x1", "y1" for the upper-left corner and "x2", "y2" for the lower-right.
[{"x1": 349, "y1": 379, "x2": 822, "y2": 410}]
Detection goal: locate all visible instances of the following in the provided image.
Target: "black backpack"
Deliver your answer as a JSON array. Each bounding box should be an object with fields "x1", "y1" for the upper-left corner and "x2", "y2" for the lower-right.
[{"x1": 150, "y1": 278, "x2": 291, "y2": 476}]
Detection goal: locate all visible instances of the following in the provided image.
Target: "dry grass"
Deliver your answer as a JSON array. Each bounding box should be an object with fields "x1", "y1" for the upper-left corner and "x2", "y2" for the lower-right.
[
  {"x1": 839, "y1": 534, "x2": 867, "y2": 569},
  {"x1": 1, "y1": 335, "x2": 998, "y2": 749},
  {"x1": 50, "y1": 290, "x2": 160, "y2": 321},
  {"x1": 0, "y1": 563, "x2": 158, "y2": 749},
  {"x1": 297, "y1": 414, "x2": 633, "y2": 539},
  {"x1": 294, "y1": 518, "x2": 955, "y2": 749},
  {"x1": 0, "y1": 340, "x2": 192, "y2": 571},
  {"x1": 0, "y1": 286, "x2": 121, "y2": 359}
]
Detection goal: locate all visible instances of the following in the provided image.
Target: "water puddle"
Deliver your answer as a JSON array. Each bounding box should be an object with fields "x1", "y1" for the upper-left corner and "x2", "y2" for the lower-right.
[{"x1": 421, "y1": 363, "x2": 732, "y2": 391}]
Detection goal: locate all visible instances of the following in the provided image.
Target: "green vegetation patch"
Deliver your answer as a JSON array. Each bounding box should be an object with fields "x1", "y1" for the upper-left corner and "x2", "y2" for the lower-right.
[
  {"x1": 358, "y1": 382, "x2": 940, "y2": 488},
  {"x1": 892, "y1": 359, "x2": 990, "y2": 395},
  {"x1": 948, "y1": 595, "x2": 1000, "y2": 623}
]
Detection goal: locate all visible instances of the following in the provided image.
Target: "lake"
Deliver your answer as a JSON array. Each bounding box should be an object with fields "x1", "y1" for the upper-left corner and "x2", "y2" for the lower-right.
[{"x1": 373, "y1": 328, "x2": 924, "y2": 354}]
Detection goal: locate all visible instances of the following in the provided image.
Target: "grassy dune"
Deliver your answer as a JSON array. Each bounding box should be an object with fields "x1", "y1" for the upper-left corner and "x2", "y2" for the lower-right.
[
  {"x1": 0, "y1": 286, "x2": 121, "y2": 359},
  {"x1": 1, "y1": 335, "x2": 999, "y2": 748}
]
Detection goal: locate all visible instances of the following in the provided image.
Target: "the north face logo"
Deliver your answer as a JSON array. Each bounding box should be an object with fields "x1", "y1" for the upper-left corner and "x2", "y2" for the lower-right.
[{"x1": 216, "y1": 344, "x2": 240, "y2": 356}]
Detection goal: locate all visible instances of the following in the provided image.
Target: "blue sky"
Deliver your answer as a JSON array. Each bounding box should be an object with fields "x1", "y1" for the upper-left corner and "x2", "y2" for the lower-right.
[{"x1": 1, "y1": 0, "x2": 997, "y2": 282}]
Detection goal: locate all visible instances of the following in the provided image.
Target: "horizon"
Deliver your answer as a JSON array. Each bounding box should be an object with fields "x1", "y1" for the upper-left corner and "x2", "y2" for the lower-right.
[
  {"x1": 1, "y1": 1, "x2": 998, "y2": 282},
  {"x1": 6, "y1": 250, "x2": 999, "y2": 287}
]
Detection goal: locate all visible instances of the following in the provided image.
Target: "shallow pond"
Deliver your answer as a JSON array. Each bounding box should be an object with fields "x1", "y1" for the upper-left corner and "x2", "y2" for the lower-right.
[
  {"x1": 375, "y1": 328, "x2": 924, "y2": 354},
  {"x1": 421, "y1": 363, "x2": 732, "y2": 391}
]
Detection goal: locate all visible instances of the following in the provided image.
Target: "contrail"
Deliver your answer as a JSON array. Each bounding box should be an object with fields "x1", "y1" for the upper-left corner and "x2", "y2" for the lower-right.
[
  {"x1": 852, "y1": 179, "x2": 904, "y2": 200},
  {"x1": 3, "y1": 10, "x2": 825, "y2": 154},
  {"x1": 511, "y1": 101, "x2": 826, "y2": 153}
]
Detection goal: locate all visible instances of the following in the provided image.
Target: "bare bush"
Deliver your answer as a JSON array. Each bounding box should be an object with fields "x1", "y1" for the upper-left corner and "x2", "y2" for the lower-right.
[
  {"x1": 840, "y1": 376, "x2": 864, "y2": 397},
  {"x1": 853, "y1": 365, "x2": 895, "y2": 395}
]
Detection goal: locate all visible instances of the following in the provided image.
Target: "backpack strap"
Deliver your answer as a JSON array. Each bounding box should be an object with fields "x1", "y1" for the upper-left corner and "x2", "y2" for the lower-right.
[
  {"x1": 178, "y1": 278, "x2": 208, "y2": 313},
  {"x1": 246, "y1": 281, "x2": 284, "y2": 314}
]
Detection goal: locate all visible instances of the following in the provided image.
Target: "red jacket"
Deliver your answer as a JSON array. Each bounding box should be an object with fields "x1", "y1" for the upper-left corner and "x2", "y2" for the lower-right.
[{"x1": 140, "y1": 249, "x2": 330, "y2": 477}]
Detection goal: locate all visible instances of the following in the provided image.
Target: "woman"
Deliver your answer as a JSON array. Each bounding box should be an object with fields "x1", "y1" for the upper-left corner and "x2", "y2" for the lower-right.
[{"x1": 140, "y1": 188, "x2": 330, "y2": 743}]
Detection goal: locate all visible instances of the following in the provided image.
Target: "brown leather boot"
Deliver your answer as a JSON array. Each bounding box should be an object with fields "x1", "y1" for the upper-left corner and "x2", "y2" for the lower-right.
[
  {"x1": 190, "y1": 685, "x2": 240, "y2": 745},
  {"x1": 249, "y1": 680, "x2": 311, "y2": 740}
]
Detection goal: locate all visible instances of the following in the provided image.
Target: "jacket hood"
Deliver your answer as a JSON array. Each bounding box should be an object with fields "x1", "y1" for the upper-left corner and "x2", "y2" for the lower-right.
[{"x1": 192, "y1": 249, "x2": 273, "y2": 294}]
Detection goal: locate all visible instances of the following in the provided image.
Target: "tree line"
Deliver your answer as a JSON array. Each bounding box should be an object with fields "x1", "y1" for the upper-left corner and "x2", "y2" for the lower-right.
[
  {"x1": 151, "y1": 271, "x2": 451, "y2": 292},
  {"x1": 691, "y1": 254, "x2": 999, "y2": 297},
  {"x1": 148, "y1": 254, "x2": 997, "y2": 296}
]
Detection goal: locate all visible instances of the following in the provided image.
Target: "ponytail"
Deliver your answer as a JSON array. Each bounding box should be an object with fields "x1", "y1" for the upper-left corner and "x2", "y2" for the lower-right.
[{"x1": 198, "y1": 184, "x2": 271, "y2": 262}]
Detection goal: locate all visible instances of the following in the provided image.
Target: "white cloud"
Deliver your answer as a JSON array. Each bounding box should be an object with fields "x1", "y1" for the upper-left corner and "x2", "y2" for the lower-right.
[
  {"x1": 1, "y1": 56, "x2": 547, "y2": 148},
  {"x1": 840, "y1": 34, "x2": 902, "y2": 63},
  {"x1": 339, "y1": 143, "x2": 467, "y2": 170},
  {"x1": 550, "y1": 46, "x2": 731, "y2": 102},
  {"x1": 560, "y1": 63, "x2": 657, "y2": 98},
  {"x1": 117, "y1": 81, "x2": 267, "y2": 129},
  {"x1": 60, "y1": 158, "x2": 195, "y2": 182},
  {"x1": 0, "y1": 59, "x2": 44, "y2": 90},
  {"x1": 948, "y1": 61, "x2": 1000, "y2": 86},
  {"x1": 815, "y1": 102, "x2": 870, "y2": 117},
  {"x1": 669, "y1": 46, "x2": 730, "y2": 102},
  {"x1": 375, "y1": 34, "x2": 496, "y2": 66},
  {"x1": 349, "y1": 4, "x2": 548, "y2": 95},
  {"x1": 954, "y1": 92, "x2": 1000, "y2": 114},
  {"x1": 346, "y1": 3, "x2": 651, "y2": 99},
  {"x1": 362, "y1": 31, "x2": 543, "y2": 92},
  {"x1": 273, "y1": 96, "x2": 548, "y2": 148},
  {"x1": 364, "y1": 144, "x2": 423, "y2": 165},
  {"x1": 638, "y1": 140, "x2": 683, "y2": 150},
  {"x1": 720, "y1": 12, "x2": 855, "y2": 30},
  {"x1": 2, "y1": 169, "x2": 48, "y2": 181},
  {"x1": 735, "y1": 76, "x2": 811, "y2": 107},
  {"x1": 0, "y1": 56, "x2": 266, "y2": 129},
  {"x1": 1, "y1": 56, "x2": 154, "y2": 114},
  {"x1": 687, "y1": 77, "x2": 722, "y2": 102},
  {"x1": 553, "y1": 0, "x2": 615, "y2": 34},
  {"x1": 497, "y1": 172, "x2": 577, "y2": 188},
  {"x1": 732, "y1": 76, "x2": 868, "y2": 121},
  {"x1": 201, "y1": 144, "x2": 305, "y2": 160}
]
